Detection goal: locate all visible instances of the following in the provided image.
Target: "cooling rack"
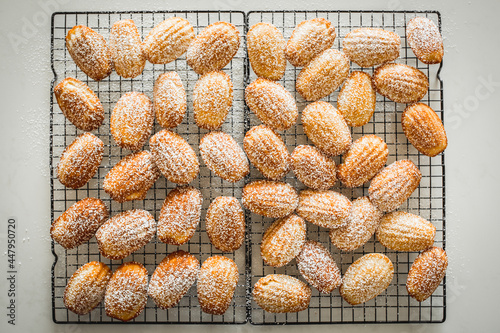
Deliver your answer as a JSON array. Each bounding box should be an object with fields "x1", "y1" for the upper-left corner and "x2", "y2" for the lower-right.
[
  {"x1": 246, "y1": 10, "x2": 445, "y2": 325},
  {"x1": 50, "y1": 10, "x2": 445, "y2": 325}
]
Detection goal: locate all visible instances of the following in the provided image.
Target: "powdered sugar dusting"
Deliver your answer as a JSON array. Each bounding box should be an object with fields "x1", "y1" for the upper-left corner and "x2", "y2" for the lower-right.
[
  {"x1": 95, "y1": 209, "x2": 156, "y2": 260},
  {"x1": 343, "y1": 28, "x2": 401, "y2": 67},
  {"x1": 296, "y1": 240, "x2": 341, "y2": 293},
  {"x1": 109, "y1": 19, "x2": 146, "y2": 78},
  {"x1": 252, "y1": 274, "x2": 311, "y2": 313},
  {"x1": 407, "y1": 247, "x2": 448, "y2": 302},
  {"x1": 154, "y1": 72, "x2": 187, "y2": 129},
  {"x1": 296, "y1": 189, "x2": 352, "y2": 229},
  {"x1": 206, "y1": 196, "x2": 245, "y2": 252},
  {"x1": 242, "y1": 180, "x2": 298, "y2": 218},
  {"x1": 291, "y1": 145, "x2": 337, "y2": 190},
  {"x1": 261, "y1": 214, "x2": 306, "y2": 267},
  {"x1": 406, "y1": 17, "x2": 444, "y2": 64},
  {"x1": 247, "y1": 22, "x2": 286, "y2": 81}
]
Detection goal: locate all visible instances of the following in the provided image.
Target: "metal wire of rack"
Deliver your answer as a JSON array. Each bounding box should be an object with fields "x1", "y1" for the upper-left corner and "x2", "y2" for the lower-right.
[
  {"x1": 246, "y1": 10, "x2": 445, "y2": 325},
  {"x1": 50, "y1": 10, "x2": 445, "y2": 325},
  {"x1": 50, "y1": 10, "x2": 248, "y2": 324}
]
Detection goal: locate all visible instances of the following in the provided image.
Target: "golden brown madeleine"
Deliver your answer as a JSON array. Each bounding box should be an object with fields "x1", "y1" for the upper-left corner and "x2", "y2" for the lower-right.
[
  {"x1": 406, "y1": 17, "x2": 444, "y2": 64},
  {"x1": 376, "y1": 211, "x2": 436, "y2": 252},
  {"x1": 247, "y1": 22, "x2": 286, "y2": 80},
  {"x1": 157, "y1": 186, "x2": 203, "y2": 245},
  {"x1": 143, "y1": 17, "x2": 195, "y2": 64},
  {"x1": 260, "y1": 215, "x2": 306, "y2": 267},
  {"x1": 243, "y1": 125, "x2": 291, "y2": 180},
  {"x1": 337, "y1": 71, "x2": 376, "y2": 127},
  {"x1": 296, "y1": 189, "x2": 351, "y2": 229},
  {"x1": 206, "y1": 196, "x2": 245, "y2": 252},
  {"x1": 402, "y1": 103, "x2": 447, "y2": 157},
  {"x1": 253, "y1": 274, "x2": 311, "y2": 313},
  {"x1": 149, "y1": 129, "x2": 199, "y2": 185},
  {"x1": 337, "y1": 135, "x2": 389, "y2": 188},
  {"x1": 296, "y1": 241, "x2": 341, "y2": 293},
  {"x1": 373, "y1": 63, "x2": 429, "y2": 103},
  {"x1": 368, "y1": 160, "x2": 422, "y2": 212},
  {"x1": 291, "y1": 145, "x2": 337, "y2": 190},
  {"x1": 242, "y1": 180, "x2": 298, "y2": 218},
  {"x1": 301, "y1": 101, "x2": 352, "y2": 157},
  {"x1": 245, "y1": 78, "x2": 298, "y2": 131},
  {"x1": 148, "y1": 251, "x2": 200, "y2": 309},
  {"x1": 66, "y1": 25, "x2": 112, "y2": 81},
  {"x1": 109, "y1": 19, "x2": 146, "y2": 78},
  {"x1": 154, "y1": 72, "x2": 186, "y2": 129},
  {"x1": 199, "y1": 131, "x2": 249, "y2": 183},
  {"x1": 103, "y1": 150, "x2": 160, "y2": 202},
  {"x1": 407, "y1": 247, "x2": 448, "y2": 302},
  {"x1": 96, "y1": 209, "x2": 156, "y2": 260},
  {"x1": 285, "y1": 18, "x2": 336, "y2": 67},
  {"x1": 57, "y1": 133, "x2": 104, "y2": 189},
  {"x1": 51, "y1": 198, "x2": 109, "y2": 250},
  {"x1": 64, "y1": 261, "x2": 112, "y2": 315},
  {"x1": 296, "y1": 49, "x2": 350, "y2": 101},
  {"x1": 54, "y1": 77, "x2": 104, "y2": 131},
  {"x1": 197, "y1": 256, "x2": 239, "y2": 315},
  {"x1": 340, "y1": 253, "x2": 394, "y2": 305},
  {"x1": 343, "y1": 28, "x2": 401, "y2": 67},
  {"x1": 187, "y1": 21, "x2": 240, "y2": 75},
  {"x1": 193, "y1": 71, "x2": 233, "y2": 130},
  {"x1": 329, "y1": 197, "x2": 382, "y2": 251},
  {"x1": 111, "y1": 92, "x2": 154, "y2": 151},
  {"x1": 105, "y1": 262, "x2": 148, "y2": 322}
]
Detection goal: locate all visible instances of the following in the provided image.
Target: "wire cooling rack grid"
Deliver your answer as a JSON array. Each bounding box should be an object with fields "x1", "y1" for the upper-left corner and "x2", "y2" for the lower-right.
[
  {"x1": 50, "y1": 11, "x2": 248, "y2": 324},
  {"x1": 50, "y1": 10, "x2": 445, "y2": 325},
  {"x1": 247, "y1": 10, "x2": 445, "y2": 325}
]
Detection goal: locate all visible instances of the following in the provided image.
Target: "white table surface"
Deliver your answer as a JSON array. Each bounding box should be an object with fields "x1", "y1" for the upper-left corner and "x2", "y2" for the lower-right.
[{"x1": 1, "y1": 0, "x2": 499, "y2": 332}]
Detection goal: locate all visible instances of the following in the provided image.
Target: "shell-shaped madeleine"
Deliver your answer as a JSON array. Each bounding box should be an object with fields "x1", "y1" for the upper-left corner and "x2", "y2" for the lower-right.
[
  {"x1": 103, "y1": 150, "x2": 160, "y2": 203},
  {"x1": 197, "y1": 256, "x2": 239, "y2": 315},
  {"x1": 111, "y1": 92, "x2": 154, "y2": 151},
  {"x1": 340, "y1": 253, "x2": 394, "y2": 305},
  {"x1": 96, "y1": 209, "x2": 156, "y2": 260},
  {"x1": 157, "y1": 186, "x2": 203, "y2": 245},
  {"x1": 296, "y1": 49, "x2": 350, "y2": 101},
  {"x1": 57, "y1": 133, "x2": 104, "y2": 189},
  {"x1": 105, "y1": 262, "x2": 148, "y2": 322},
  {"x1": 291, "y1": 145, "x2": 337, "y2": 190},
  {"x1": 206, "y1": 196, "x2": 245, "y2": 252},
  {"x1": 402, "y1": 103, "x2": 447, "y2": 157},
  {"x1": 51, "y1": 197, "x2": 109, "y2": 250},
  {"x1": 187, "y1": 21, "x2": 240, "y2": 75},
  {"x1": 376, "y1": 211, "x2": 436, "y2": 252},
  {"x1": 242, "y1": 180, "x2": 298, "y2": 218},
  {"x1": 109, "y1": 19, "x2": 146, "y2": 78},
  {"x1": 54, "y1": 77, "x2": 104, "y2": 131},
  {"x1": 368, "y1": 160, "x2": 422, "y2": 212},
  {"x1": 143, "y1": 17, "x2": 195, "y2": 64},
  {"x1": 154, "y1": 72, "x2": 186, "y2": 129},
  {"x1": 296, "y1": 241, "x2": 341, "y2": 293},
  {"x1": 64, "y1": 261, "x2": 112, "y2": 315},
  {"x1": 373, "y1": 63, "x2": 429, "y2": 103},
  {"x1": 149, "y1": 129, "x2": 199, "y2": 185},
  {"x1": 245, "y1": 78, "x2": 298, "y2": 131},
  {"x1": 337, "y1": 71, "x2": 377, "y2": 127},
  {"x1": 253, "y1": 274, "x2": 311, "y2": 313},
  {"x1": 296, "y1": 189, "x2": 351, "y2": 229},
  {"x1": 148, "y1": 251, "x2": 200, "y2": 309},
  {"x1": 247, "y1": 22, "x2": 286, "y2": 80},
  {"x1": 260, "y1": 214, "x2": 306, "y2": 267},
  {"x1": 343, "y1": 28, "x2": 401, "y2": 67},
  {"x1": 66, "y1": 25, "x2": 112, "y2": 81},
  {"x1": 338, "y1": 135, "x2": 389, "y2": 188},
  {"x1": 286, "y1": 18, "x2": 336, "y2": 67},
  {"x1": 193, "y1": 71, "x2": 233, "y2": 130},
  {"x1": 407, "y1": 247, "x2": 448, "y2": 301},
  {"x1": 407, "y1": 17, "x2": 444, "y2": 64},
  {"x1": 199, "y1": 131, "x2": 249, "y2": 183},
  {"x1": 302, "y1": 101, "x2": 352, "y2": 157},
  {"x1": 243, "y1": 125, "x2": 291, "y2": 180},
  {"x1": 330, "y1": 197, "x2": 382, "y2": 251}
]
